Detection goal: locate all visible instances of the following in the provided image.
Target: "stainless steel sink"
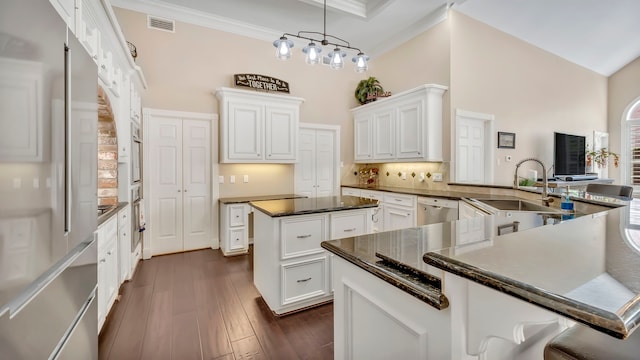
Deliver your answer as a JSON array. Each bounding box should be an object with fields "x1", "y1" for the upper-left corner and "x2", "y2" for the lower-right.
[{"x1": 471, "y1": 199, "x2": 560, "y2": 213}]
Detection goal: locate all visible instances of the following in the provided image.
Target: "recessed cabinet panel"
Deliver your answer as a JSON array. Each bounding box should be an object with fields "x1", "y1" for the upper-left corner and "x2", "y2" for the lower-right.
[
  {"x1": 228, "y1": 228, "x2": 246, "y2": 251},
  {"x1": 352, "y1": 84, "x2": 447, "y2": 163},
  {"x1": 281, "y1": 215, "x2": 326, "y2": 259},
  {"x1": 330, "y1": 212, "x2": 368, "y2": 239},
  {"x1": 217, "y1": 87, "x2": 303, "y2": 163},
  {"x1": 281, "y1": 257, "x2": 327, "y2": 305},
  {"x1": 229, "y1": 205, "x2": 246, "y2": 227}
]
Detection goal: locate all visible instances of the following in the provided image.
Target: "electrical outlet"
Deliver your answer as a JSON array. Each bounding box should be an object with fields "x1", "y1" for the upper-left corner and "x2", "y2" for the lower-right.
[
  {"x1": 401, "y1": 172, "x2": 407, "y2": 180},
  {"x1": 433, "y1": 173, "x2": 443, "y2": 182}
]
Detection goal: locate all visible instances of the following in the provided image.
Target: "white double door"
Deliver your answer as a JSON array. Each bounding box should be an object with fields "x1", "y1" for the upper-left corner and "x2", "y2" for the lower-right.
[
  {"x1": 295, "y1": 125, "x2": 339, "y2": 198},
  {"x1": 147, "y1": 110, "x2": 212, "y2": 255}
]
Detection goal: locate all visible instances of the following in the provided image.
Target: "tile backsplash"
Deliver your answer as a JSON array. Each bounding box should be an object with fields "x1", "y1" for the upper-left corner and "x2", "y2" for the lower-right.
[{"x1": 349, "y1": 162, "x2": 450, "y2": 190}]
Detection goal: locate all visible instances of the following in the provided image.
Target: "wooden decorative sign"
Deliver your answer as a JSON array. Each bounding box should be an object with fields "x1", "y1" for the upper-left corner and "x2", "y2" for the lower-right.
[{"x1": 234, "y1": 74, "x2": 290, "y2": 93}]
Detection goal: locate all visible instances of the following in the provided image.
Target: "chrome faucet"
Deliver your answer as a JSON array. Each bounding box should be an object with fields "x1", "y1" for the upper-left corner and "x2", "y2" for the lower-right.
[{"x1": 514, "y1": 158, "x2": 553, "y2": 206}]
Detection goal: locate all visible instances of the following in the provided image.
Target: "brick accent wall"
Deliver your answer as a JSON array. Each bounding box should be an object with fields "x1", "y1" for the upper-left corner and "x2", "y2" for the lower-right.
[{"x1": 97, "y1": 87, "x2": 118, "y2": 207}]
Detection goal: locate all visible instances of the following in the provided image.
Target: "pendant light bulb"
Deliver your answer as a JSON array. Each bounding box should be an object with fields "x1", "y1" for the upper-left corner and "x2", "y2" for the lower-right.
[
  {"x1": 303, "y1": 42, "x2": 322, "y2": 65},
  {"x1": 273, "y1": 36, "x2": 294, "y2": 60},
  {"x1": 329, "y1": 47, "x2": 346, "y2": 70},
  {"x1": 352, "y1": 52, "x2": 369, "y2": 73}
]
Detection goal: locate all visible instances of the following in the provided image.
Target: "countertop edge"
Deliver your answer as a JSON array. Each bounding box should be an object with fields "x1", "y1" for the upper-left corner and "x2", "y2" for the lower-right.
[
  {"x1": 322, "y1": 241, "x2": 449, "y2": 310},
  {"x1": 97, "y1": 202, "x2": 129, "y2": 227},
  {"x1": 423, "y1": 251, "x2": 632, "y2": 339},
  {"x1": 250, "y1": 202, "x2": 379, "y2": 218}
]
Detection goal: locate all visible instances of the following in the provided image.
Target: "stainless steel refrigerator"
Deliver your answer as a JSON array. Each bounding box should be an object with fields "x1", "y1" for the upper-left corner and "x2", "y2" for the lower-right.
[{"x1": 0, "y1": 0, "x2": 99, "y2": 358}]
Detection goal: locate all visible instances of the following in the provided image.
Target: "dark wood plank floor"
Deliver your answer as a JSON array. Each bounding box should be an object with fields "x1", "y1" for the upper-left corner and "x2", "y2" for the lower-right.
[{"x1": 99, "y1": 247, "x2": 334, "y2": 360}]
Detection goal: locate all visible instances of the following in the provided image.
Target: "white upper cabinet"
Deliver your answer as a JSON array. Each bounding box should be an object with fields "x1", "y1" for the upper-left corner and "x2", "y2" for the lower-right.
[
  {"x1": 351, "y1": 84, "x2": 447, "y2": 163},
  {"x1": 49, "y1": 0, "x2": 75, "y2": 32},
  {"x1": 354, "y1": 114, "x2": 373, "y2": 161},
  {"x1": 216, "y1": 87, "x2": 304, "y2": 163}
]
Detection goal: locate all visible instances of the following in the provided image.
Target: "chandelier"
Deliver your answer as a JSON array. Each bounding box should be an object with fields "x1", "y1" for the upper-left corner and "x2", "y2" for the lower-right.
[{"x1": 272, "y1": 0, "x2": 369, "y2": 72}]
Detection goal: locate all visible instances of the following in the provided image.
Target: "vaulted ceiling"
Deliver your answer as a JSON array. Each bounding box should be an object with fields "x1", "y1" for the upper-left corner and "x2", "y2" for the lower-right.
[{"x1": 111, "y1": 0, "x2": 640, "y2": 76}]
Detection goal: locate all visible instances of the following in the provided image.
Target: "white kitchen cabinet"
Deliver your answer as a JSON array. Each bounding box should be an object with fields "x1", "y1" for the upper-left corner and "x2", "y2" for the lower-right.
[
  {"x1": 98, "y1": 215, "x2": 118, "y2": 331},
  {"x1": 373, "y1": 109, "x2": 396, "y2": 159},
  {"x1": 49, "y1": 0, "x2": 75, "y2": 32},
  {"x1": 253, "y1": 207, "x2": 374, "y2": 315},
  {"x1": 330, "y1": 210, "x2": 372, "y2": 239},
  {"x1": 295, "y1": 126, "x2": 338, "y2": 198},
  {"x1": 341, "y1": 187, "x2": 361, "y2": 197},
  {"x1": 146, "y1": 109, "x2": 213, "y2": 256},
  {"x1": 382, "y1": 193, "x2": 416, "y2": 231},
  {"x1": 360, "y1": 190, "x2": 385, "y2": 232},
  {"x1": 118, "y1": 204, "x2": 131, "y2": 283},
  {"x1": 459, "y1": 200, "x2": 489, "y2": 220},
  {"x1": 216, "y1": 87, "x2": 303, "y2": 163},
  {"x1": 354, "y1": 114, "x2": 373, "y2": 161},
  {"x1": 220, "y1": 203, "x2": 250, "y2": 256},
  {"x1": 332, "y1": 255, "x2": 451, "y2": 359},
  {"x1": 130, "y1": 81, "x2": 142, "y2": 124},
  {"x1": 0, "y1": 58, "x2": 43, "y2": 162},
  {"x1": 351, "y1": 84, "x2": 447, "y2": 163}
]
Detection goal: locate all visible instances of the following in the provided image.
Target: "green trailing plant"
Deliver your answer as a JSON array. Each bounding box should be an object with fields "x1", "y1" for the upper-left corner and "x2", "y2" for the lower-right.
[
  {"x1": 355, "y1": 77, "x2": 384, "y2": 105},
  {"x1": 586, "y1": 147, "x2": 619, "y2": 168}
]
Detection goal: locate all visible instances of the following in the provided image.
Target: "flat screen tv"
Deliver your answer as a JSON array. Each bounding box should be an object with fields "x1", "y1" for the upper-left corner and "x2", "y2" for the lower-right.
[{"x1": 554, "y1": 132, "x2": 586, "y2": 177}]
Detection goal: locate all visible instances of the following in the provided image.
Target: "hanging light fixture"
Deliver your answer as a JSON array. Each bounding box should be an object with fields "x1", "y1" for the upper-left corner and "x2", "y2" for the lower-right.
[{"x1": 272, "y1": 0, "x2": 369, "y2": 72}]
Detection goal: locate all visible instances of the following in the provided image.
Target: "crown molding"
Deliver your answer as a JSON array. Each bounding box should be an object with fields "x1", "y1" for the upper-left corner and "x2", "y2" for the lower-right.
[{"x1": 110, "y1": 0, "x2": 281, "y2": 42}]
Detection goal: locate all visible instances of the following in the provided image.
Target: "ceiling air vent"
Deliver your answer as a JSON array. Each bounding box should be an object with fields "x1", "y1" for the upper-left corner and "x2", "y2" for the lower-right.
[{"x1": 147, "y1": 15, "x2": 175, "y2": 33}]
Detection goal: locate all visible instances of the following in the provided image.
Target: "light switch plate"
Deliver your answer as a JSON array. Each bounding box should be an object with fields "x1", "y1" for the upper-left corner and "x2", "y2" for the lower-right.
[
  {"x1": 230, "y1": 175, "x2": 236, "y2": 184},
  {"x1": 243, "y1": 175, "x2": 249, "y2": 183},
  {"x1": 218, "y1": 175, "x2": 224, "y2": 184}
]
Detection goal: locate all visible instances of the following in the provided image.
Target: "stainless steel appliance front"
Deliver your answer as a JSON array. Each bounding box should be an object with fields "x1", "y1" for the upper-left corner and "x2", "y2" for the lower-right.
[
  {"x1": 0, "y1": 0, "x2": 98, "y2": 358},
  {"x1": 417, "y1": 197, "x2": 459, "y2": 226}
]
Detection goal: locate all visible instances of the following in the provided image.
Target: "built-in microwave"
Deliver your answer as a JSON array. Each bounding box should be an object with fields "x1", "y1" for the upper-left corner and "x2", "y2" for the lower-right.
[{"x1": 131, "y1": 122, "x2": 142, "y2": 184}]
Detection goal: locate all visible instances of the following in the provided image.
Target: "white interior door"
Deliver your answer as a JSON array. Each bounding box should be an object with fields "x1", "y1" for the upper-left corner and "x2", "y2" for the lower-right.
[
  {"x1": 315, "y1": 129, "x2": 335, "y2": 197},
  {"x1": 454, "y1": 110, "x2": 494, "y2": 184},
  {"x1": 296, "y1": 128, "x2": 316, "y2": 197},
  {"x1": 295, "y1": 124, "x2": 339, "y2": 198},
  {"x1": 150, "y1": 117, "x2": 183, "y2": 255},
  {"x1": 182, "y1": 119, "x2": 211, "y2": 250}
]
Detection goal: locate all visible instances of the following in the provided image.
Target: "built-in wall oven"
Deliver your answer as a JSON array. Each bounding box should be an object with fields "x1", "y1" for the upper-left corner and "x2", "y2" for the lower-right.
[
  {"x1": 131, "y1": 122, "x2": 142, "y2": 184},
  {"x1": 131, "y1": 184, "x2": 143, "y2": 252}
]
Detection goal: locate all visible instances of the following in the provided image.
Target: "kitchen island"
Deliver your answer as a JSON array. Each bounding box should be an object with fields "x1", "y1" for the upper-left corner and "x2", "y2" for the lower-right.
[
  {"x1": 322, "y1": 200, "x2": 640, "y2": 359},
  {"x1": 250, "y1": 195, "x2": 378, "y2": 315}
]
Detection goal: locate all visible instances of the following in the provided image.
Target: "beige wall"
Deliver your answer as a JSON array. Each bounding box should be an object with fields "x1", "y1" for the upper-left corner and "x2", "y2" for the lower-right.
[
  {"x1": 115, "y1": 7, "x2": 613, "y2": 192},
  {"x1": 607, "y1": 56, "x2": 640, "y2": 183},
  {"x1": 114, "y1": 7, "x2": 365, "y2": 197},
  {"x1": 449, "y1": 11, "x2": 608, "y2": 185}
]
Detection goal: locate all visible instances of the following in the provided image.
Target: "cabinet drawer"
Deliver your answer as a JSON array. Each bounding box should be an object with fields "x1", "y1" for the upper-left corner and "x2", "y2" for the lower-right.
[
  {"x1": 281, "y1": 256, "x2": 327, "y2": 305},
  {"x1": 383, "y1": 193, "x2": 416, "y2": 208},
  {"x1": 280, "y1": 215, "x2": 326, "y2": 259},
  {"x1": 330, "y1": 211, "x2": 368, "y2": 240},
  {"x1": 228, "y1": 205, "x2": 246, "y2": 227},
  {"x1": 228, "y1": 227, "x2": 246, "y2": 251},
  {"x1": 361, "y1": 190, "x2": 384, "y2": 201},
  {"x1": 98, "y1": 217, "x2": 117, "y2": 250},
  {"x1": 341, "y1": 188, "x2": 361, "y2": 197},
  {"x1": 118, "y1": 208, "x2": 129, "y2": 229}
]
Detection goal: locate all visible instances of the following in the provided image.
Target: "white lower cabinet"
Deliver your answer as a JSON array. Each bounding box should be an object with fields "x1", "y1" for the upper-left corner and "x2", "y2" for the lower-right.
[
  {"x1": 253, "y1": 207, "x2": 374, "y2": 315},
  {"x1": 118, "y1": 205, "x2": 131, "y2": 283},
  {"x1": 332, "y1": 255, "x2": 451, "y2": 359},
  {"x1": 382, "y1": 193, "x2": 417, "y2": 231},
  {"x1": 97, "y1": 215, "x2": 118, "y2": 331},
  {"x1": 220, "y1": 203, "x2": 250, "y2": 256}
]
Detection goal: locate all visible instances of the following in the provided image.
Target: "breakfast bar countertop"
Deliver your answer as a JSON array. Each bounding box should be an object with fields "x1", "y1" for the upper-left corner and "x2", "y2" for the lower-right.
[
  {"x1": 250, "y1": 195, "x2": 378, "y2": 217},
  {"x1": 323, "y1": 203, "x2": 640, "y2": 340}
]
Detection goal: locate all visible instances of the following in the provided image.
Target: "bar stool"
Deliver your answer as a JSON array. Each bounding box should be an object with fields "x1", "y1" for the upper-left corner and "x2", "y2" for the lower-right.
[
  {"x1": 585, "y1": 183, "x2": 633, "y2": 199},
  {"x1": 544, "y1": 324, "x2": 640, "y2": 360}
]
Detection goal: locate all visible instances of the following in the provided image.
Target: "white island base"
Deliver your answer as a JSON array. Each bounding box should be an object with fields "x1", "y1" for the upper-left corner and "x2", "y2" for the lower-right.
[{"x1": 332, "y1": 256, "x2": 571, "y2": 360}]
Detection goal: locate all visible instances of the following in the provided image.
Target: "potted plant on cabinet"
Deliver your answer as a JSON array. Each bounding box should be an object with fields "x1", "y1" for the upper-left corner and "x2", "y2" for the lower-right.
[{"x1": 355, "y1": 77, "x2": 384, "y2": 105}]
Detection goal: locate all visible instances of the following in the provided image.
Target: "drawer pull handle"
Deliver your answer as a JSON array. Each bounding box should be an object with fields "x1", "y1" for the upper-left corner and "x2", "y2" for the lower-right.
[
  {"x1": 395, "y1": 199, "x2": 402, "y2": 202},
  {"x1": 297, "y1": 277, "x2": 312, "y2": 283},
  {"x1": 296, "y1": 234, "x2": 312, "y2": 239},
  {"x1": 100, "y1": 258, "x2": 106, "y2": 263},
  {"x1": 343, "y1": 228, "x2": 356, "y2": 232}
]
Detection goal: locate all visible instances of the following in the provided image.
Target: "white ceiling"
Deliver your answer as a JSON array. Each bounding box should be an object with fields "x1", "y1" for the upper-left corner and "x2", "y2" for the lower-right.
[{"x1": 111, "y1": 0, "x2": 640, "y2": 76}]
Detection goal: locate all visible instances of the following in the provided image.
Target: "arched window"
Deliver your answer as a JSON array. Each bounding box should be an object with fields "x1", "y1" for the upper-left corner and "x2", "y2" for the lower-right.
[{"x1": 623, "y1": 98, "x2": 640, "y2": 189}]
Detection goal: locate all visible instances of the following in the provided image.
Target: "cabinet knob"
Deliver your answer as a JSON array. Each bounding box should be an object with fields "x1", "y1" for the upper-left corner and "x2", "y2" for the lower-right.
[
  {"x1": 257, "y1": 153, "x2": 260, "y2": 156},
  {"x1": 184, "y1": 189, "x2": 188, "y2": 192},
  {"x1": 178, "y1": 190, "x2": 181, "y2": 192},
  {"x1": 100, "y1": 258, "x2": 106, "y2": 263},
  {"x1": 268, "y1": 154, "x2": 272, "y2": 157}
]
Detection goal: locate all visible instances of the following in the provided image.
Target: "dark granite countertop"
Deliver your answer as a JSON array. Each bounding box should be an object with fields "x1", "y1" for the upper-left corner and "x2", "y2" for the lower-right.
[
  {"x1": 250, "y1": 195, "x2": 378, "y2": 217},
  {"x1": 97, "y1": 202, "x2": 129, "y2": 226},
  {"x1": 323, "y1": 202, "x2": 640, "y2": 339},
  {"x1": 341, "y1": 184, "x2": 630, "y2": 208},
  {"x1": 219, "y1": 194, "x2": 306, "y2": 204}
]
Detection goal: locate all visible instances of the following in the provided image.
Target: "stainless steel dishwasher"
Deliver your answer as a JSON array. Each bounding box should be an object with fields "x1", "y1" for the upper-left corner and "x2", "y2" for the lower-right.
[{"x1": 417, "y1": 197, "x2": 459, "y2": 225}]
